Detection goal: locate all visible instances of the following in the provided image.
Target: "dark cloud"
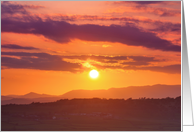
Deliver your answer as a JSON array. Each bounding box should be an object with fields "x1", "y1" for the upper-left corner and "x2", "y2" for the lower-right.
[
  {"x1": 132, "y1": 1, "x2": 164, "y2": 5},
  {"x1": 150, "y1": 22, "x2": 181, "y2": 34},
  {"x1": 1, "y1": 44, "x2": 39, "y2": 50},
  {"x1": 47, "y1": 14, "x2": 181, "y2": 27},
  {"x1": 1, "y1": 1, "x2": 181, "y2": 48},
  {"x1": 130, "y1": 1, "x2": 164, "y2": 5},
  {"x1": 1, "y1": 17, "x2": 181, "y2": 52},
  {"x1": 1, "y1": 1, "x2": 28, "y2": 15},
  {"x1": 1, "y1": 52, "x2": 82, "y2": 73},
  {"x1": 49, "y1": 15, "x2": 181, "y2": 35},
  {"x1": 1, "y1": 1, "x2": 44, "y2": 15},
  {"x1": 53, "y1": 15, "x2": 181, "y2": 37},
  {"x1": 113, "y1": 1, "x2": 164, "y2": 5}
]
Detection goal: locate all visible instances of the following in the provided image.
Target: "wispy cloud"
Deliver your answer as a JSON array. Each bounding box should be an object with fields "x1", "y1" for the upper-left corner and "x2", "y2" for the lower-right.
[
  {"x1": 107, "y1": 1, "x2": 181, "y2": 17},
  {"x1": 2, "y1": 52, "x2": 179, "y2": 74},
  {"x1": 133, "y1": 6, "x2": 180, "y2": 17},
  {"x1": 150, "y1": 23, "x2": 181, "y2": 36},
  {"x1": 62, "y1": 55, "x2": 163, "y2": 65},
  {"x1": 1, "y1": 1, "x2": 44, "y2": 15},
  {"x1": 1, "y1": 44, "x2": 39, "y2": 50},
  {"x1": 94, "y1": 63, "x2": 181, "y2": 74},
  {"x1": 1, "y1": 52, "x2": 82, "y2": 73},
  {"x1": 113, "y1": 1, "x2": 165, "y2": 5}
]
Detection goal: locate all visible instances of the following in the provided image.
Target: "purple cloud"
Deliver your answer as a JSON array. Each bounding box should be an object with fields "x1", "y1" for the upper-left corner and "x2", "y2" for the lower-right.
[
  {"x1": 1, "y1": 51, "x2": 180, "y2": 74},
  {"x1": 124, "y1": 1, "x2": 164, "y2": 5},
  {"x1": 1, "y1": 44, "x2": 39, "y2": 50},
  {"x1": 132, "y1": 1, "x2": 164, "y2": 5},
  {"x1": 150, "y1": 22, "x2": 181, "y2": 34},
  {"x1": 1, "y1": 1, "x2": 44, "y2": 15},
  {"x1": 1, "y1": 17, "x2": 181, "y2": 52},
  {"x1": 113, "y1": 1, "x2": 164, "y2": 5},
  {"x1": 1, "y1": 52, "x2": 82, "y2": 73},
  {"x1": 1, "y1": 2, "x2": 181, "y2": 52}
]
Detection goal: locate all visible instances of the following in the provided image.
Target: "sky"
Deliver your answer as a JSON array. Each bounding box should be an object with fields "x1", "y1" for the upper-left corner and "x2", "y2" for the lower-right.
[{"x1": 1, "y1": 1, "x2": 181, "y2": 96}]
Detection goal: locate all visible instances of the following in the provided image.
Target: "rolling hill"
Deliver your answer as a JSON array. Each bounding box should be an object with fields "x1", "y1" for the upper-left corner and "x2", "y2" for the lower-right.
[{"x1": 1, "y1": 84, "x2": 181, "y2": 105}]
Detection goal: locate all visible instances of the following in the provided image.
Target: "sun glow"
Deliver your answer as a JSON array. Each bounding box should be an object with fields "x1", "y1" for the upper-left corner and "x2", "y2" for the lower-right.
[{"x1": 89, "y1": 70, "x2": 99, "y2": 79}]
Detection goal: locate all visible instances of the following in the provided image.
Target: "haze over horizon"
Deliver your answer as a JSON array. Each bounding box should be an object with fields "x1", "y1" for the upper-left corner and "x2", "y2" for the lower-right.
[
  {"x1": 1, "y1": 1, "x2": 181, "y2": 97},
  {"x1": 2, "y1": 84, "x2": 181, "y2": 99}
]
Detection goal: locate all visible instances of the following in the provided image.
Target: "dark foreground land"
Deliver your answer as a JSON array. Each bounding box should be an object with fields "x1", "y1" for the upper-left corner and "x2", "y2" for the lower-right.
[{"x1": 1, "y1": 96, "x2": 181, "y2": 131}]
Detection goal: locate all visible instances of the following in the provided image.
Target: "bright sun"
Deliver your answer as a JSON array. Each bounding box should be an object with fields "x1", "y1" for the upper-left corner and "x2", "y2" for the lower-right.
[{"x1": 89, "y1": 70, "x2": 99, "y2": 79}]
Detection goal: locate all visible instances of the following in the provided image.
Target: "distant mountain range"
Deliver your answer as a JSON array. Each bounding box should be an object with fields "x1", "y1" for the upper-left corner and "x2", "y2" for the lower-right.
[
  {"x1": 1, "y1": 84, "x2": 181, "y2": 105},
  {"x1": 8, "y1": 92, "x2": 56, "y2": 98}
]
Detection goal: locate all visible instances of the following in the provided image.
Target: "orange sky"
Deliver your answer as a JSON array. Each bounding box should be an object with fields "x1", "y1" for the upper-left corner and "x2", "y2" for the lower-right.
[{"x1": 1, "y1": 1, "x2": 181, "y2": 96}]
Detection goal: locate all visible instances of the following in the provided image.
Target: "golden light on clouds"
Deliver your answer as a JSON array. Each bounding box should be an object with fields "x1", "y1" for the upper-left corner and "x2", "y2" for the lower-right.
[
  {"x1": 82, "y1": 62, "x2": 94, "y2": 68},
  {"x1": 1, "y1": 1, "x2": 181, "y2": 96}
]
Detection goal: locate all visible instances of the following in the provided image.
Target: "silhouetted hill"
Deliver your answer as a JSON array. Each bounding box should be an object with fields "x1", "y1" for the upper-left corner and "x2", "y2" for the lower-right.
[
  {"x1": 1, "y1": 96, "x2": 13, "y2": 101},
  {"x1": 1, "y1": 97, "x2": 62, "y2": 105},
  {"x1": 1, "y1": 84, "x2": 181, "y2": 105},
  {"x1": 2, "y1": 96, "x2": 181, "y2": 131},
  {"x1": 1, "y1": 98, "x2": 33, "y2": 105},
  {"x1": 19, "y1": 92, "x2": 56, "y2": 98},
  {"x1": 60, "y1": 84, "x2": 181, "y2": 99},
  {"x1": 5, "y1": 95, "x2": 21, "y2": 98},
  {"x1": 1, "y1": 92, "x2": 60, "y2": 105}
]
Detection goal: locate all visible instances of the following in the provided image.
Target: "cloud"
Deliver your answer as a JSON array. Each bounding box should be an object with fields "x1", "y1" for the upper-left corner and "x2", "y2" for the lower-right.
[
  {"x1": 55, "y1": 15, "x2": 181, "y2": 36},
  {"x1": 62, "y1": 55, "x2": 164, "y2": 65},
  {"x1": 112, "y1": 1, "x2": 164, "y2": 5},
  {"x1": 1, "y1": 1, "x2": 28, "y2": 15},
  {"x1": 138, "y1": 64, "x2": 181, "y2": 74},
  {"x1": 1, "y1": 52, "x2": 82, "y2": 73},
  {"x1": 1, "y1": 52, "x2": 180, "y2": 74},
  {"x1": 133, "y1": 6, "x2": 181, "y2": 17},
  {"x1": 131, "y1": 1, "x2": 164, "y2": 5},
  {"x1": 56, "y1": 14, "x2": 142, "y2": 22},
  {"x1": 94, "y1": 63, "x2": 181, "y2": 74},
  {"x1": 121, "y1": 56, "x2": 161, "y2": 66},
  {"x1": 63, "y1": 55, "x2": 127, "y2": 62},
  {"x1": 1, "y1": 1, "x2": 44, "y2": 15},
  {"x1": 1, "y1": 44, "x2": 39, "y2": 50},
  {"x1": 63, "y1": 55, "x2": 177, "y2": 73},
  {"x1": 150, "y1": 22, "x2": 181, "y2": 34},
  {"x1": 1, "y1": 17, "x2": 181, "y2": 52},
  {"x1": 1, "y1": 2, "x2": 181, "y2": 44},
  {"x1": 75, "y1": 55, "x2": 180, "y2": 74},
  {"x1": 40, "y1": 15, "x2": 181, "y2": 35},
  {"x1": 109, "y1": 1, "x2": 180, "y2": 17}
]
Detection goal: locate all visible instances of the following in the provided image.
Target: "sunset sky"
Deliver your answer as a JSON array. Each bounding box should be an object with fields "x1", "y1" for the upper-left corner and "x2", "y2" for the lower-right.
[{"x1": 1, "y1": 1, "x2": 181, "y2": 96}]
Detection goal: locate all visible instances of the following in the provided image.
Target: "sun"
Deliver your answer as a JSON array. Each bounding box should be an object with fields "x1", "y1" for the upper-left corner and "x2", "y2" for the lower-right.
[{"x1": 89, "y1": 70, "x2": 99, "y2": 79}]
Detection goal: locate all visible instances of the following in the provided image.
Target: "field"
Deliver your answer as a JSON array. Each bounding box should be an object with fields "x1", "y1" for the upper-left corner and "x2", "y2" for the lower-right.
[{"x1": 1, "y1": 97, "x2": 181, "y2": 131}]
